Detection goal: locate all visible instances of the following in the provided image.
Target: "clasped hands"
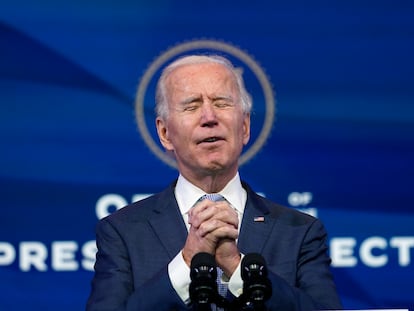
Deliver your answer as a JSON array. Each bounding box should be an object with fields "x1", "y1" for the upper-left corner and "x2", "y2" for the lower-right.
[{"x1": 183, "y1": 198, "x2": 240, "y2": 278}]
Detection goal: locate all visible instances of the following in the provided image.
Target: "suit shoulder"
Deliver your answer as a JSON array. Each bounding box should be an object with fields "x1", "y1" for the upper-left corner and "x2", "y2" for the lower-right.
[{"x1": 100, "y1": 185, "x2": 175, "y2": 224}]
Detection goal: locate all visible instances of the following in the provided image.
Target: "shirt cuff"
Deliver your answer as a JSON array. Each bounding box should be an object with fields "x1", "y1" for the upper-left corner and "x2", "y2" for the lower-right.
[
  {"x1": 228, "y1": 253, "x2": 244, "y2": 297},
  {"x1": 168, "y1": 250, "x2": 191, "y2": 303}
]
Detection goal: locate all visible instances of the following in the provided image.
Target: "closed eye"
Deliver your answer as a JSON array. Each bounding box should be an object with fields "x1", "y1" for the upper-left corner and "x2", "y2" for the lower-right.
[
  {"x1": 181, "y1": 97, "x2": 202, "y2": 112},
  {"x1": 183, "y1": 103, "x2": 200, "y2": 112},
  {"x1": 213, "y1": 96, "x2": 234, "y2": 108}
]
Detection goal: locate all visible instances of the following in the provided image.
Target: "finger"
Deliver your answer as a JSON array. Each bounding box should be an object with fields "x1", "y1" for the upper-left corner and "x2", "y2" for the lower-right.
[
  {"x1": 190, "y1": 207, "x2": 238, "y2": 229},
  {"x1": 189, "y1": 201, "x2": 238, "y2": 227},
  {"x1": 197, "y1": 219, "x2": 239, "y2": 239},
  {"x1": 189, "y1": 199, "x2": 232, "y2": 217},
  {"x1": 188, "y1": 199, "x2": 214, "y2": 223}
]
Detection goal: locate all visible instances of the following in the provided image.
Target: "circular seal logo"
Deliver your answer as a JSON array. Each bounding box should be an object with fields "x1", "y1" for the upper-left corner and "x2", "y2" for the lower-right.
[{"x1": 135, "y1": 39, "x2": 276, "y2": 168}]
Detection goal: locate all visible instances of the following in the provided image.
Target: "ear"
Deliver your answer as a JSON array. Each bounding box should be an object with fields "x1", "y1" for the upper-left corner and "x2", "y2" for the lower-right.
[
  {"x1": 242, "y1": 113, "x2": 251, "y2": 145},
  {"x1": 156, "y1": 117, "x2": 174, "y2": 151}
]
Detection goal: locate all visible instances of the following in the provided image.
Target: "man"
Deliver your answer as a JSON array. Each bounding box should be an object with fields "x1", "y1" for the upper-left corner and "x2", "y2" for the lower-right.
[{"x1": 86, "y1": 55, "x2": 342, "y2": 310}]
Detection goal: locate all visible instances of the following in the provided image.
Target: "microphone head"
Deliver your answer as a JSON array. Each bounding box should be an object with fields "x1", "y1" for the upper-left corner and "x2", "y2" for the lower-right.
[
  {"x1": 241, "y1": 253, "x2": 268, "y2": 280},
  {"x1": 190, "y1": 252, "x2": 217, "y2": 280},
  {"x1": 189, "y1": 252, "x2": 218, "y2": 305},
  {"x1": 241, "y1": 253, "x2": 272, "y2": 303}
]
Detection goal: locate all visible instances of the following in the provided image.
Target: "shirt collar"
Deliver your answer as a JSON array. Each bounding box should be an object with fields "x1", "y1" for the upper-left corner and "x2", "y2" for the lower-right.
[{"x1": 175, "y1": 172, "x2": 246, "y2": 215}]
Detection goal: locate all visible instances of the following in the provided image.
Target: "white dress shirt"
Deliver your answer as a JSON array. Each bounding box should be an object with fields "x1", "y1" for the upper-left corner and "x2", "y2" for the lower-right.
[{"x1": 168, "y1": 172, "x2": 247, "y2": 303}]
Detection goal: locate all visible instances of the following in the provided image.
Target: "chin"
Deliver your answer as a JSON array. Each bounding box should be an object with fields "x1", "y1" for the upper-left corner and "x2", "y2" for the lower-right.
[
  {"x1": 199, "y1": 160, "x2": 225, "y2": 172},
  {"x1": 203, "y1": 159, "x2": 235, "y2": 174}
]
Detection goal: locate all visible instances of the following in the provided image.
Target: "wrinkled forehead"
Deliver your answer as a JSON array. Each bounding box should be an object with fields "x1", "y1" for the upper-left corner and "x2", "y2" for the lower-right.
[{"x1": 165, "y1": 62, "x2": 237, "y2": 89}]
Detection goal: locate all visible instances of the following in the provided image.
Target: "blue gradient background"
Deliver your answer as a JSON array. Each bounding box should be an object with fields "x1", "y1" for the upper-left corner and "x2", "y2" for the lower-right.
[{"x1": 1, "y1": 1, "x2": 413, "y2": 310}]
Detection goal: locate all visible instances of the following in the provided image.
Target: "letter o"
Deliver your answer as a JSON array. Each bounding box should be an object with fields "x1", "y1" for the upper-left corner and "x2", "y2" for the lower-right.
[{"x1": 96, "y1": 194, "x2": 128, "y2": 219}]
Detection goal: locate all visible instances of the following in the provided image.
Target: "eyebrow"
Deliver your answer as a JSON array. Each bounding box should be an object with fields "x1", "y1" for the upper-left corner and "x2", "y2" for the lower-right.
[
  {"x1": 178, "y1": 94, "x2": 235, "y2": 107},
  {"x1": 180, "y1": 95, "x2": 202, "y2": 105},
  {"x1": 210, "y1": 94, "x2": 234, "y2": 102}
]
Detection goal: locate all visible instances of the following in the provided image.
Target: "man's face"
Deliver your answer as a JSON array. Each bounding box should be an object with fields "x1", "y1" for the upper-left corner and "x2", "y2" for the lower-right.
[{"x1": 156, "y1": 62, "x2": 250, "y2": 178}]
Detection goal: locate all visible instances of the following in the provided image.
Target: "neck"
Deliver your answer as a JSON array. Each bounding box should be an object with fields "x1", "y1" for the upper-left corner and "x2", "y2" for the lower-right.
[{"x1": 180, "y1": 168, "x2": 238, "y2": 193}]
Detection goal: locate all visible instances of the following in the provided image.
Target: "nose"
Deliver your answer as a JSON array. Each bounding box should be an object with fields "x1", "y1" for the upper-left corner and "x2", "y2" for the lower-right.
[{"x1": 200, "y1": 102, "x2": 218, "y2": 127}]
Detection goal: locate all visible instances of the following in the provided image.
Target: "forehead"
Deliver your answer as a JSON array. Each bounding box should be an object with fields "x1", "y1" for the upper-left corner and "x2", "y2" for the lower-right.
[{"x1": 166, "y1": 62, "x2": 237, "y2": 89}]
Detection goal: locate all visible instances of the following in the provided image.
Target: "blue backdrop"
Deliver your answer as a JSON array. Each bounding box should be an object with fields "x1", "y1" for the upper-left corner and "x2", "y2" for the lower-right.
[{"x1": 1, "y1": 1, "x2": 413, "y2": 310}]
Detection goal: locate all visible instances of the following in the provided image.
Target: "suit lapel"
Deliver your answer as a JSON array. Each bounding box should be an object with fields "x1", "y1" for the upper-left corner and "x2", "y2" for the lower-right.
[
  {"x1": 148, "y1": 186, "x2": 188, "y2": 259},
  {"x1": 238, "y1": 186, "x2": 276, "y2": 254}
]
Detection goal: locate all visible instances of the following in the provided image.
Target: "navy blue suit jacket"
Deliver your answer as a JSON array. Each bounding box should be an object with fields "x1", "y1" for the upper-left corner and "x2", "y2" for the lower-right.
[{"x1": 86, "y1": 181, "x2": 342, "y2": 311}]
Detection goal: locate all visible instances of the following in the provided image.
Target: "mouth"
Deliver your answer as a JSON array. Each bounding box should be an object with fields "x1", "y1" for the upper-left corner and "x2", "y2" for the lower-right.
[{"x1": 198, "y1": 136, "x2": 224, "y2": 144}]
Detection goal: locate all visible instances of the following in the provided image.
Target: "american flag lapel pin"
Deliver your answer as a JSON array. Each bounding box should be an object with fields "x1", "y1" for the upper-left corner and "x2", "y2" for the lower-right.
[{"x1": 254, "y1": 216, "x2": 265, "y2": 222}]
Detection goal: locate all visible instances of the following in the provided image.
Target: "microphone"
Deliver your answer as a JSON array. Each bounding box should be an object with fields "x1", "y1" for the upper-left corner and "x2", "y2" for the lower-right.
[
  {"x1": 189, "y1": 252, "x2": 218, "y2": 309},
  {"x1": 241, "y1": 253, "x2": 272, "y2": 309}
]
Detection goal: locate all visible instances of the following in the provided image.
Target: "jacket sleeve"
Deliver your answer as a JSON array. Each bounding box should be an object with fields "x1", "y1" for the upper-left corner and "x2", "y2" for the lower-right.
[
  {"x1": 264, "y1": 218, "x2": 343, "y2": 311},
  {"x1": 86, "y1": 218, "x2": 189, "y2": 311}
]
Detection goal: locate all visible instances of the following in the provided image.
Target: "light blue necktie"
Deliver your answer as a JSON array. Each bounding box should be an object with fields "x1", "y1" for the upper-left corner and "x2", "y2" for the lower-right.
[
  {"x1": 198, "y1": 194, "x2": 228, "y2": 310},
  {"x1": 202, "y1": 193, "x2": 225, "y2": 203}
]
